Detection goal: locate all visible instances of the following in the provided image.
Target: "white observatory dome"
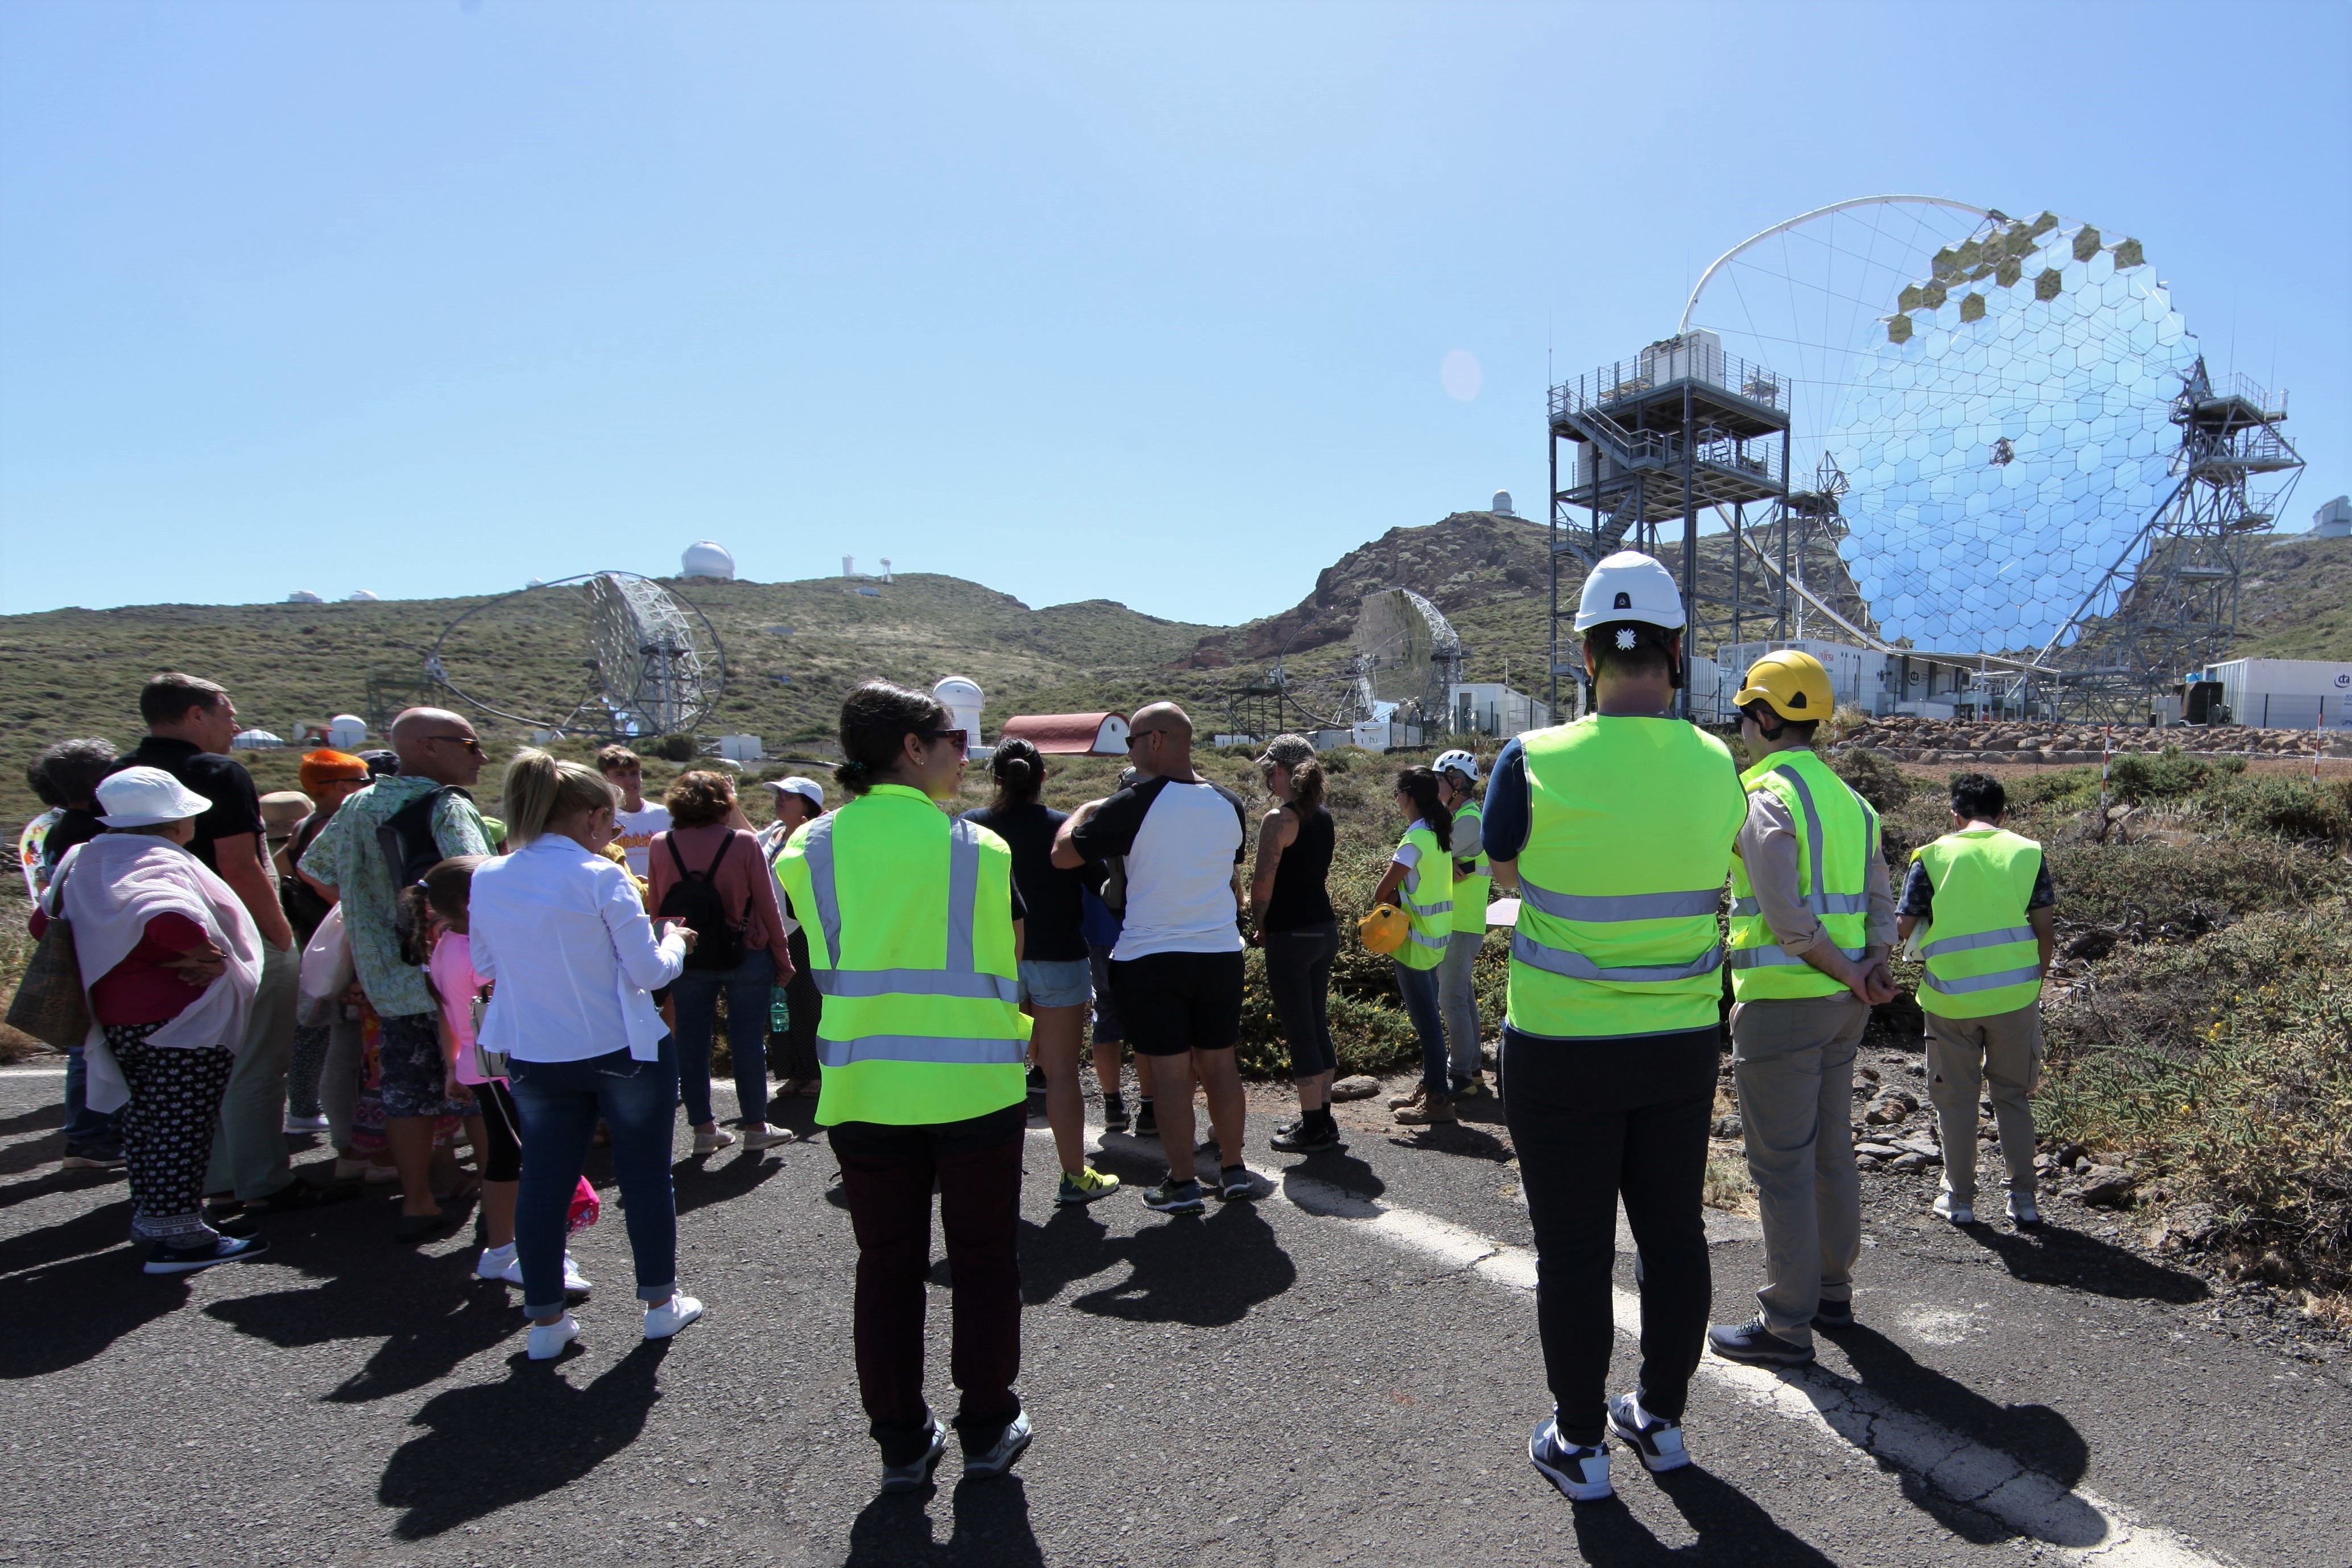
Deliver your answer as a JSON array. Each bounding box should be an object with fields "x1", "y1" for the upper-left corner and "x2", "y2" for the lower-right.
[
  {"x1": 287, "y1": 589, "x2": 323, "y2": 604},
  {"x1": 326, "y1": 714, "x2": 368, "y2": 749},
  {"x1": 682, "y1": 541, "x2": 735, "y2": 580},
  {"x1": 1491, "y1": 490, "x2": 1515, "y2": 517},
  {"x1": 346, "y1": 589, "x2": 379, "y2": 602},
  {"x1": 933, "y1": 676, "x2": 984, "y2": 743}
]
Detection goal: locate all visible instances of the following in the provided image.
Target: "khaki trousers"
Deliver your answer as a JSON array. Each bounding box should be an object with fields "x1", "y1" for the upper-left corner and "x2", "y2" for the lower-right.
[
  {"x1": 203, "y1": 939, "x2": 300, "y2": 1201},
  {"x1": 1924, "y1": 1005, "x2": 2042, "y2": 1204},
  {"x1": 1731, "y1": 992, "x2": 1867, "y2": 1346}
]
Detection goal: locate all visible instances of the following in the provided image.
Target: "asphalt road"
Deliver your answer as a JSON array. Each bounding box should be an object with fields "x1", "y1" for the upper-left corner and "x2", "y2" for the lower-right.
[{"x1": 1, "y1": 1059, "x2": 2342, "y2": 1568}]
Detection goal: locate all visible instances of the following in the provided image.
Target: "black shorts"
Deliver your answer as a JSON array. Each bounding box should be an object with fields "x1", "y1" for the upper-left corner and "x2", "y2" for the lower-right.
[{"x1": 1108, "y1": 949, "x2": 1245, "y2": 1057}]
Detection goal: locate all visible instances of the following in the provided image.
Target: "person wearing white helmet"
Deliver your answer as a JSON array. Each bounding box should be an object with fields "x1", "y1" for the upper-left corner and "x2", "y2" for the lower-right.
[
  {"x1": 49, "y1": 767, "x2": 270, "y2": 1273},
  {"x1": 1432, "y1": 747, "x2": 1490, "y2": 1098},
  {"x1": 1481, "y1": 551, "x2": 1747, "y2": 1504}
]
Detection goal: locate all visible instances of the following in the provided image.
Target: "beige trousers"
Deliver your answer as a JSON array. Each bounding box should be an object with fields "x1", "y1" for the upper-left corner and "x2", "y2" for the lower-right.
[
  {"x1": 1924, "y1": 1005, "x2": 2043, "y2": 1204},
  {"x1": 1730, "y1": 993, "x2": 1867, "y2": 1347}
]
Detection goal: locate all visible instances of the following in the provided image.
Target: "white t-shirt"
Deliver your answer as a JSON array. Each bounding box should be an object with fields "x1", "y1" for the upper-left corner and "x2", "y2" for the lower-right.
[
  {"x1": 613, "y1": 803, "x2": 671, "y2": 878},
  {"x1": 1069, "y1": 775, "x2": 1247, "y2": 961}
]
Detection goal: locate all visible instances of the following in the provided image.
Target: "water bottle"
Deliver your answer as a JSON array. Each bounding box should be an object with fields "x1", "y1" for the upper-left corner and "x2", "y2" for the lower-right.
[{"x1": 768, "y1": 986, "x2": 790, "y2": 1034}]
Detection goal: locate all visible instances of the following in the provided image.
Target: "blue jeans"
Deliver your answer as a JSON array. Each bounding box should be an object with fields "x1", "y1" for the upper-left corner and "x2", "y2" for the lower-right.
[
  {"x1": 509, "y1": 1044, "x2": 680, "y2": 1319},
  {"x1": 672, "y1": 948, "x2": 776, "y2": 1128},
  {"x1": 1392, "y1": 958, "x2": 1449, "y2": 1096},
  {"x1": 63, "y1": 1045, "x2": 121, "y2": 1149}
]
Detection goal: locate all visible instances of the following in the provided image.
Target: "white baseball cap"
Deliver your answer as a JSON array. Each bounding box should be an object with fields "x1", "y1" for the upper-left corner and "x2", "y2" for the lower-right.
[
  {"x1": 762, "y1": 775, "x2": 825, "y2": 810},
  {"x1": 97, "y1": 766, "x2": 213, "y2": 828}
]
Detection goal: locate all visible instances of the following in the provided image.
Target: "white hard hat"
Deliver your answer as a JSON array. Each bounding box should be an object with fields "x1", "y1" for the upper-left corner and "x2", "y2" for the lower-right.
[
  {"x1": 1433, "y1": 748, "x2": 1479, "y2": 781},
  {"x1": 97, "y1": 766, "x2": 213, "y2": 828},
  {"x1": 1573, "y1": 550, "x2": 1686, "y2": 634}
]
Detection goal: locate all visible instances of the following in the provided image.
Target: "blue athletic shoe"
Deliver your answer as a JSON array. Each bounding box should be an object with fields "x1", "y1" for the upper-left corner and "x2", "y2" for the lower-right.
[
  {"x1": 1529, "y1": 1413, "x2": 1613, "y2": 1501},
  {"x1": 1606, "y1": 1393, "x2": 1690, "y2": 1473}
]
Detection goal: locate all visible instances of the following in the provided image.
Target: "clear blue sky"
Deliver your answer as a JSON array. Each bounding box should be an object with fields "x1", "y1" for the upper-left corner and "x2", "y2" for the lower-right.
[{"x1": 3, "y1": 1, "x2": 2346, "y2": 625}]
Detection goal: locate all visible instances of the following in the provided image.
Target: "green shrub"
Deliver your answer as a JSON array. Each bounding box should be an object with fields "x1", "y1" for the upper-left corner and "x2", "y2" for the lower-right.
[
  {"x1": 1829, "y1": 746, "x2": 1912, "y2": 813},
  {"x1": 2106, "y1": 746, "x2": 2242, "y2": 805},
  {"x1": 2208, "y1": 775, "x2": 2352, "y2": 843}
]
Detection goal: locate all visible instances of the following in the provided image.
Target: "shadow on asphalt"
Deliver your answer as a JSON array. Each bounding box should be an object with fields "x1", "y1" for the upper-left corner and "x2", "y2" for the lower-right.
[
  {"x1": 670, "y1": 1147, "x2": 786, "y2": 1216},
  {"x1": 378, "y1": 1339, "x2": 671, "y2": 1537},
  {"x1": 1569, "y1": 1465, "x2": 1841, "y2": 1565},
  {"x1": 1387, "y1": 1120, "x2": 1510, "y2": 1161},
  {"x1": 0, "y1": 1201, "x2": 191, "y2": 1378},
  {"x1": 1963, "y1": 1219, "x2": 2208, "y2": 1305},
  {"x1": 845, "y1": 1474, "x2": 1043, "y2": 1566},
  {"x1": 1827, "y1": 1322, "x2": 2088, "y2": 1490},
  {"x1": 0, "y1": 1106, "x2": 64, "y2": 1137},
  {"x1": 0, "y1": 1162, "x2": 123, "y2": 1213},
  {"x1": 1009, "y1": 1200, "x2": 1295, "y2": 1326}
]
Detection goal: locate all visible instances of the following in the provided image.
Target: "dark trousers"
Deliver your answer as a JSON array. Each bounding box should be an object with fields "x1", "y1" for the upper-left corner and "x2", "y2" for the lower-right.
[
  {"x1": 1262, "y1": 922, "x2": 1338, "y2": 1081},
  {"x1": 109, "y1": 1027, "x2": 234, "y2": 1242},
  {"x1": 828, "y1": 1104, "x2": 1026, "y2": 1463},
  {"x1": 776, "y1": 924, "x2": 821, "y2": 1082},
  {"x1": 1501, "y1": 1023, "x2": 1718, "y2": 1446}
]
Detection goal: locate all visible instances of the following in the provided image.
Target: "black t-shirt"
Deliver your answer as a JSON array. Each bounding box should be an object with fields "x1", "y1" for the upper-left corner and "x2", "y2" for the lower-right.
[
  {"x1": 1262, "y1": 806, "x2": 1336, "y2": 932},
  {"x1": 963, "y1": 802, "x2": 1084, "y2": 963},
  {"x1": 108, "y1": 737, "x2": 264, "y2": 875}
]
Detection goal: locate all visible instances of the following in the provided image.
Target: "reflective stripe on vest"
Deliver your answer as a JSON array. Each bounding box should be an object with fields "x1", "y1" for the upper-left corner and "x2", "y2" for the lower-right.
[
  {"x1": 1503, "y1": 715, "x2": 1746, "y2": 1038},
  {"x1": 1726, "y1": 751, "x2": 1876, "y2": 1003},
  {"x1": 1913, "y1": 827, "x2": 2045, "y2": 1019},
  {"x1": 801, "y1": 814, "x2": 1019, "y2": 1007}
]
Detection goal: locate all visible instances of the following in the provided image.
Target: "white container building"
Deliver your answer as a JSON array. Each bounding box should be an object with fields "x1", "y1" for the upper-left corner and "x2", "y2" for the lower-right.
[{"x1": 2200, "y1": 658, "x2": 2352, "y2": 731}]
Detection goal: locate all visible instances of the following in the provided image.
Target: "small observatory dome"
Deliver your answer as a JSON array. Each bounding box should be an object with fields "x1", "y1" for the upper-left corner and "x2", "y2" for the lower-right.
[
  {"x1": 1491, "y1": 490, "x2": 1515, "y2": 516},
  {"x1": 287, "y1": 589, "x2": 324, "y2": 604},
  {"x1": 682, "y1": 541, "x2": 735, "y2": 580},
  {"x1": 345, "y1": 590, "x2": 379, "y2": 602}
]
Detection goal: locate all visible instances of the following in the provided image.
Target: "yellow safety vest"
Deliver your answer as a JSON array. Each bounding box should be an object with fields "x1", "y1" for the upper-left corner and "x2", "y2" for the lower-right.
[
  {"x1": 1727, "y1": 749, "x2": 1879, "y2": 1002},
  {"x1": 1449, "y1": 800, "x2": 1492, "y2": 936},
  {"x1": 1394, "y1": 822, "x2": 1453, "y2": 970},
  {"x1": 1506, "y1": 717, "x2": 1746, "y2": 1039},
  {"x1": 1912, "y1": 828, "x2": 2045, "y2": 1019},
  {"x1": 772, "y1": 784, "x2": 1030, "y2": 1126}
]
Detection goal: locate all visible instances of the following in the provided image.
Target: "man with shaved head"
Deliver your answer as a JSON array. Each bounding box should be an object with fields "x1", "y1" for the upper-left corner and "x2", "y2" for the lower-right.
[
  {"x1": 1053, "y1": 702, "x2": 1251, "y2": 1211},
  {"x1": 302, "y1": 706, "x2": 494, "y2": 1241}
]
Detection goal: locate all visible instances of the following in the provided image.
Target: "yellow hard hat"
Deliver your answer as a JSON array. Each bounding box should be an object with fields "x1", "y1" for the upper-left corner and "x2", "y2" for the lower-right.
[
  {"x1": 1357, "y1": 902, "x2": 1410, "y2": 957},
  {"x1": 1735, "y1": 649, "x2": 1836, "y2": 722}
]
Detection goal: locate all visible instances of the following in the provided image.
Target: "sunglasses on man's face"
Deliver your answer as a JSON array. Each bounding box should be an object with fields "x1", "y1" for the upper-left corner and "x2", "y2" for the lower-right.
[{"x1": 421, "y1": 734, "x2": 485, "y2": 755}]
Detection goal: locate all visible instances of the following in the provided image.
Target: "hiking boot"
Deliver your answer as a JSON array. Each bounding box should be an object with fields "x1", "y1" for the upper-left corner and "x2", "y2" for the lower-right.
[
  {"x1": 1269, "y1": 1116, "x2": 1341, "y2": 1153},
  {"x1": 1933, "y1": 1190, "x2": 1975, "y2": 1226},
  {"x1": 1139, "y1": 1177, "x2": 1205, "y2": 1214},
  {"x1": 1707, "y1": 1314, "x2": 1814, "y2": 1366},
  {"x1": 2006, "y1": 1193, "x2": 2041, "y2": 1227},
  {"x1": 879, "y1": 1420, "x2": 947, "y2": 1494},
  {"x1": 1056, "y1": 1166, "x2": 1121, "y2": 1206},
  {"x1": 1387, "y1": 1083, "x2": 1427, "y2": 1112},
  {"x1": 962, "y1": 1410, "x2": 1034, "y2": 1482},
  {"x1": 1101, "y1": 1093, "x2": 1131, "y2": 1134},
  {"x1": 1606, "y1": 1393, "x2": 1690, "y2": 1473},
  {"x1": 1394, "y1": 1091, "x2": 1457, "y2": 1127},
  {"x1": 1529, "y1": 1414, "x2": 1612, "y2": 1501}
]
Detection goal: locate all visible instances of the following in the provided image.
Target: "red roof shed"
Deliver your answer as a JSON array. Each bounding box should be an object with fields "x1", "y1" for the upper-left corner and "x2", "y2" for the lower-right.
[{"x1": 999, "y1": 712, "x2": 1130, "y2": 755}]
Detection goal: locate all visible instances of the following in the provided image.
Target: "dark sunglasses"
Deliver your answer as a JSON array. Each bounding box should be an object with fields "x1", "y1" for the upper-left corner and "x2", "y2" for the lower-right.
[
  {"x1": 920, "y1": 729, "x2": 969, "y2": 753},
  {"x1": 421, "y1": 734, "x2": 485, "y2": 755}
]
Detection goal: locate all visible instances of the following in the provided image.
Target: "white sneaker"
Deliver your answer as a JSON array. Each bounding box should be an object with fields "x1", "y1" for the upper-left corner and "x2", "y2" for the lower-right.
[
  {"x1": 282, "y1": 1112, "x2": 329, "y2": 1133},
  {"x1": 493, "y1": 1249, "x2": 593, "y2": 1295},
  {"x1": 1933, "y1": 1190, "x2": 1975, "y2": 1226},
  {"x1": 476, "y1": 1243, "x2": 517, "y2": 1281},
  {"x1": 526, "y1": 1313, "x2": 580, "y2": 1360},
  {"x1": 740, "y1": 1123, "x2": 793, "y2": 1149},
  {"x1": 2007, "y1": 1193, "x2": 2041, "y2": 1226},
  {"x1": 644, "y1": 1293, "x2": 704, "y2": 1340},
  {"x1": 691, "y1": 1128, "x2": 737, "y2": 1156}
]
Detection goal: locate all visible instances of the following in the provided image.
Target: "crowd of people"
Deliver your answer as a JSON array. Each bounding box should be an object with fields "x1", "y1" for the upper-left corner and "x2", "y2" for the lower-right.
[{"x1": 16, "y1": 545, "x2": 2060, "y2": 1503}]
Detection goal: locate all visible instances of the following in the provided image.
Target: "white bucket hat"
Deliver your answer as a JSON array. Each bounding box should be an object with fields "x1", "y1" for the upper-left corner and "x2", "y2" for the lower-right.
[
  {"x1": 762, "y1": 775, "x2": 825, "y2": 811},
  {"x1": 97, "y1": 766, "x2": 214, "y2": 828}
]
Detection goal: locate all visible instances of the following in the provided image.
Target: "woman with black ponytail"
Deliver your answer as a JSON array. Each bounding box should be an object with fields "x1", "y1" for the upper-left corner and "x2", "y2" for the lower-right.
[
  {"x1": 963, "y1": 738, "x2": 1118, "y2": 1206},
  {"x1": 1373, "y1": 766, "x2": 1458, "y2": 1128}
]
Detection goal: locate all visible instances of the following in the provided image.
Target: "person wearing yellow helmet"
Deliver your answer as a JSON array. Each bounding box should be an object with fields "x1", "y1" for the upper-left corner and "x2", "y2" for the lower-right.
[{"x1": 1706, "y1": 649, "x2": 1899, "y2": 1371}]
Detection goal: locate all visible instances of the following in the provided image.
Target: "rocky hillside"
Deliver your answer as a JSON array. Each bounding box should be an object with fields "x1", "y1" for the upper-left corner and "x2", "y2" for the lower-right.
[{"x1": 1840, "y1": 713, "x2": 2343, "y2": 764}]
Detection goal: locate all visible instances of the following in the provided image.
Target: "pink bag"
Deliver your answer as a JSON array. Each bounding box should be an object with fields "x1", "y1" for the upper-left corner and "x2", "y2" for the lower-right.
[{"x1": 566, "y1": 1177, "x2": 601, "y2": 1235}]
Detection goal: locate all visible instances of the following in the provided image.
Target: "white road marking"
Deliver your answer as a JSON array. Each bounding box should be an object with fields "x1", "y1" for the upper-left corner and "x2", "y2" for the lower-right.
[
  {"x1": 1048, "y1": 1120, "x2": 2221, "y2": 1567},
  {"x1": 0, "y1": 1068, "x2": 68, "y2": 1078}
]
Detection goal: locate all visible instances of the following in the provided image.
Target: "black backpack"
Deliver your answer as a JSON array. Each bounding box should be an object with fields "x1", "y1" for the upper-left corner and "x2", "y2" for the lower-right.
[
  {"x1": 376, "y1": 785, "x2": 469, "y2": 888},
  {"x1": 659, "y1": 831, "x2": 750, "y2": 973}
]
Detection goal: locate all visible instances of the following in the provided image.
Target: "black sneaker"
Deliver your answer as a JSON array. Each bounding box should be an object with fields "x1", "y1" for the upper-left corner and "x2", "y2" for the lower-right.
[
  {"x1": 1025, "y1": 1066, "x2": 1048, "y2": 1098},
  {"x1": 1217, "y1": 1164, "x2": 1254, "y2": 1201},
  {"x1": 1133, "y1": 1099, "x2": 1158, "y2": 1137},
  {"x1": 1605, "y1": 1393, "x2": 1690, "y2": 1473},
  {"x1": 60, "y1": 1144, "x2": 125, "y2": 1171},
  {"x1": 1269, "y1": 1118, "x2": 1340, "y2": 1153},
  {"x1": 248, "y1": 1176, "x2": 358, "y2": 1213},
  {"x1": 143, "y1": 1235, "x2": 270, "y2": 1275},
  {"x1": 1811, "y1": 1297, "x2": 1855, "y2": 1330},
  {"x1": 1101, "y1": 1094, "x2": 1130, "y2": 1133},
  {"x1": 1706, "y1": 1314, "x2": 1814, "y2": 1366}
]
